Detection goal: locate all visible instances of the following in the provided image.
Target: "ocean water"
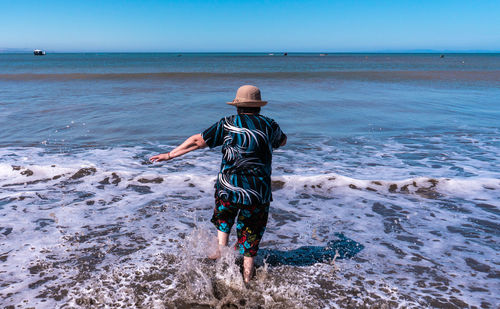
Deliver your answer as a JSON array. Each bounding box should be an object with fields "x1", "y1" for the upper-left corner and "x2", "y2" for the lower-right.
[{"x1": 0, "y1": 53, "x2": 499, "y2": 308}]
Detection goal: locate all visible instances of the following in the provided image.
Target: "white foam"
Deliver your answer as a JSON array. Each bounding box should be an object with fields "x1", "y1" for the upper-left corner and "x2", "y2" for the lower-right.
[{"x1": 0, "y1": 146, "x2": 498, "y2": 307}]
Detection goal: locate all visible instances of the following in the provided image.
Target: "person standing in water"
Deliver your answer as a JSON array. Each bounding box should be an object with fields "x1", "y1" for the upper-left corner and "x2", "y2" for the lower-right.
[{"x1": 150, "y1": 85, "x2": 287, "y2": 283}]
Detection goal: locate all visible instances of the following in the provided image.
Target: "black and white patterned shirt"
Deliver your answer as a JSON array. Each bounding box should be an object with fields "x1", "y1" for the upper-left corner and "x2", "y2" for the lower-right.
[{"x1": 202, "y1": 114, "x2": 286, "y2": 205}]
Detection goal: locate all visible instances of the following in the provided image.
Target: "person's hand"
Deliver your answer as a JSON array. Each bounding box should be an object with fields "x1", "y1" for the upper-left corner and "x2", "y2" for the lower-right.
[{"x1": 149, "y1": 153, "x2": 171, "y2": 163}]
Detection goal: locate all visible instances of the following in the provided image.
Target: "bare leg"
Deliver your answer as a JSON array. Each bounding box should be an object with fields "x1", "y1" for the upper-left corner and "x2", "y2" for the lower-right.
[
  {"x1": 209, "y1": 230, "x2": 229, "y2": 259},
  {"x1": 218, "y1": 230, "x2": 228, "y2": 246},
  {"x1": 243, "y1": 256, "x2": 255, "y2": 283}
]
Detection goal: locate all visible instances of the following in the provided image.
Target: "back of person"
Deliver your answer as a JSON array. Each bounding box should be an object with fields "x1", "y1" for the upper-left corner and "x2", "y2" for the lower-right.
[{"x1": 202, "y1": 113, "x2": 286, "y2": 205}]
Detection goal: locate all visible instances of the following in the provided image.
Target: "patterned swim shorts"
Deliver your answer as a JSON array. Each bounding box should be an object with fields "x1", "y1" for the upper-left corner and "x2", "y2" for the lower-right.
[{"x1": 211, "y1": 197, "x2": 270, "y2": 257}]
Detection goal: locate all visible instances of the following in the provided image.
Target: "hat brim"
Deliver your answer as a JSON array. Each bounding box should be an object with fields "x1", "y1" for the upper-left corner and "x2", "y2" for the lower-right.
[{"x1": 227, "y1": 100, "x2": 267, "y2": 107}]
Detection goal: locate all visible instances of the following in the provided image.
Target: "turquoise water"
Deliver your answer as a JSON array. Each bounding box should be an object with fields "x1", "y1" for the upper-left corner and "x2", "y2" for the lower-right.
[{"x1": 0, "y1": 53, "x2": 499, "y2": 308}]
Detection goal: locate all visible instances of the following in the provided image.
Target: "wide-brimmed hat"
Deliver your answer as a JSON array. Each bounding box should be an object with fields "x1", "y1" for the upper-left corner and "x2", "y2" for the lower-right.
[{"x1": 227, "y1": 85, "x2": 267, "y2": 107}]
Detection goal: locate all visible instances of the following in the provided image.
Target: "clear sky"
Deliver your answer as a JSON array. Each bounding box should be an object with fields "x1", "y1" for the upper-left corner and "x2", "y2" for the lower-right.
[{"x1": 1, "y1": 0, "x2": 499, "y2": 52}]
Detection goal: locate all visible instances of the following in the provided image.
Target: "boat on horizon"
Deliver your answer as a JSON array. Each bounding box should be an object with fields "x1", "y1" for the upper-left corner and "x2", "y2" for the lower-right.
[{"x1": 34, "y1": 49, "x2": 46, "y2": 55}]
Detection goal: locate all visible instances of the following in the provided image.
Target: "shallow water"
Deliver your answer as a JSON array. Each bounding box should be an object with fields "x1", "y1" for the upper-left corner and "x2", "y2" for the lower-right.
[{"x1": 0, "y1": 53, "x2": 499, "y2": 308}]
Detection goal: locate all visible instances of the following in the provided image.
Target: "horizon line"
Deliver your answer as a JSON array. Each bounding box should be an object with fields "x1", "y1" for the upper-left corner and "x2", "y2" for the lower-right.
[{"x1": 1, "y1": 49, "x2": 500, "y2": 54}]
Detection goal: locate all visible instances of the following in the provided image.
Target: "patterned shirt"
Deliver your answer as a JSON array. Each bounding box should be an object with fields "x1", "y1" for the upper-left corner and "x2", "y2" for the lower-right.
[{"x1": 202, "y1": 114, "x2": 286, "y2": 205}]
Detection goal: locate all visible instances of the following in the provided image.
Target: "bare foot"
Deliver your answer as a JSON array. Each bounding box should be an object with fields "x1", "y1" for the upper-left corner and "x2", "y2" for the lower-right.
[
  {"x1": 243, "y1": 267, "x2": 256, "y2": 283},
  {"x1": 207, "y1": 251, "x2": 221, "y2": 260},
  {"x1": 243, "y1": 256, "x2": 256, "y2": 283}
]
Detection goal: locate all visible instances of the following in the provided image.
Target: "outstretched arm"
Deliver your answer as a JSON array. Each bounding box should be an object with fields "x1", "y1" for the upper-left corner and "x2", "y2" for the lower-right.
[{"x1": 150, "y1": 134, "x2": 208, "y2": 162}]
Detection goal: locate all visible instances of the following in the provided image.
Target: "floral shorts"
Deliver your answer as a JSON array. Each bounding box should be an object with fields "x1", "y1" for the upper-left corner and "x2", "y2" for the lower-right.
[{"x1": 211, "y1": 197, "x2": 270, "y2": 257}]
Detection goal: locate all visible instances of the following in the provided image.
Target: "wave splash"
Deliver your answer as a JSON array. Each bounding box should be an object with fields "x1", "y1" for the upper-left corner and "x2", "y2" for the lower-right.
[
  {"x1": 0, "y1": 147, "x2": 498, "y2": 308},
  {"x1": 2, "y1": 160, "x2": 498, "y2": 202}
]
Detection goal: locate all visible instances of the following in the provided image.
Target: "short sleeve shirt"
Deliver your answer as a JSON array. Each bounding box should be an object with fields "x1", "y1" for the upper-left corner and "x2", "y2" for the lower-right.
[{"x1": 202, "y1": 114, "x2": 286, "y2": 205}]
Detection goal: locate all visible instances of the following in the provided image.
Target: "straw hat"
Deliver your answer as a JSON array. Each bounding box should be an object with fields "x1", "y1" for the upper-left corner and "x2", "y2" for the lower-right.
[{"x1": 227, "y1": 85, "x2": 267, "y2": 107}]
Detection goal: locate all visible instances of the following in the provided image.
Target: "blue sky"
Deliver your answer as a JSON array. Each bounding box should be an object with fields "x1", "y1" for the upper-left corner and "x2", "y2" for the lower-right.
[{"x1": 1, "y1": 0, "x2": 499, "y2": 52}]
